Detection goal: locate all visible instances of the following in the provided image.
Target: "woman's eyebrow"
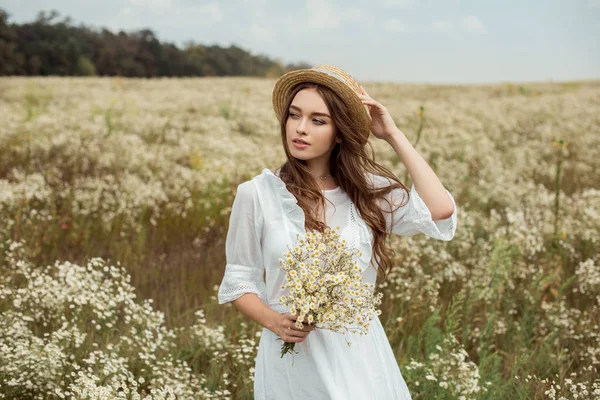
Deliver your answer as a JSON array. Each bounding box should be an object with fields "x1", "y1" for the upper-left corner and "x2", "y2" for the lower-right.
[{"x1": 289, "y1": 105, "x2": 331, "y2": 118}]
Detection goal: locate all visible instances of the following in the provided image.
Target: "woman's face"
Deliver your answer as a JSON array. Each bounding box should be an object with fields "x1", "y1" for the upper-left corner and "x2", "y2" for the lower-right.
[{"x1": 285, "y1": 88, "x2": 340, "y2": 161}]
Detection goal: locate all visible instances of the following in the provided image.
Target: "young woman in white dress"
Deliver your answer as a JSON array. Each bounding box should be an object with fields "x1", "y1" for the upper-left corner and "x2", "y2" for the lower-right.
[{"x1": 218, "y1": 64, "x2": 457, "y2": 399}]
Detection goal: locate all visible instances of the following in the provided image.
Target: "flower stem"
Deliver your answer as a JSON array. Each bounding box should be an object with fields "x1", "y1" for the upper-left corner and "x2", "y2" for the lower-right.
[{"x1": 280, "y1": 341, "x2": 298, "y2": 358}]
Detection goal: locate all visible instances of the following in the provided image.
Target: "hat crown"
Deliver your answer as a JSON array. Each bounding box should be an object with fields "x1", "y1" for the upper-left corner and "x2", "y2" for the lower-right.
[{"x1": 310, "y1": 64, "x2": 362, "y2": 96}]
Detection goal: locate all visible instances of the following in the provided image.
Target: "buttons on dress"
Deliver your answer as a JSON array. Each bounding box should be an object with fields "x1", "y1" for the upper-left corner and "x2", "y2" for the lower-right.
[{"x1": 349, "y1": 202, "x2": 357, "y2": 250}]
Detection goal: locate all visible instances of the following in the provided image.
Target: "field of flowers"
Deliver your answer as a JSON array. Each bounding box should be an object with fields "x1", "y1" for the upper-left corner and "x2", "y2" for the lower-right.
[{"x1": 0, "y1": 76, "x2": 599, "y2": 399}]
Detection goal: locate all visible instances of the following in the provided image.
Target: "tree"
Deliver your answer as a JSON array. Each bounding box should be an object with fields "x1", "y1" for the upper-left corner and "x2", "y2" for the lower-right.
[{"x1": 0, "y1": 6, "x2": 306, "y2": 78}]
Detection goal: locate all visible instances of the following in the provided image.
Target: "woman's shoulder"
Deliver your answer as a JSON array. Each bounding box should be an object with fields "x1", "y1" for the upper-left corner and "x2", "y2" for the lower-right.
[
  {"x1": 234, "y1": 168, "x2": 276, "y2": 187},
  {"x1": 251, "y1": 166, "x2": 303, "y2": 216},
  {"x1": 232, "y1": 168, "x2": 286, "y2": 206},
  {"x1": 234, "y1": 179, "x2": 259, "y2": 203},
  {"x1": 363, "y1": 171, "x2": 393, "y2": 189},
  {"x1": 249, "y1": 167, "x2": 283, "y2": 187}
]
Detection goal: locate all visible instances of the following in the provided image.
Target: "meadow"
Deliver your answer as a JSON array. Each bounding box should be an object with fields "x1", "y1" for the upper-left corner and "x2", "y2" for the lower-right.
[{"x1": 0, "y1": 76, "x2": 599, "y2": 399}]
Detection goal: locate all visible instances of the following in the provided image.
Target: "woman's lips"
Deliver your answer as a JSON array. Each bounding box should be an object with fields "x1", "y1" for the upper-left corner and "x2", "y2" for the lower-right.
[{"x1": 292, "y1": 140, "x2": 310, "y2": 149}]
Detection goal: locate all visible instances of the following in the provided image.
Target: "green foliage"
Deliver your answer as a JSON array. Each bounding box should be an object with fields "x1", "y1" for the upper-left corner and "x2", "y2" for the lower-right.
[
  {"x1": 444, "y1": 289, "x2": 466, "y2": 338},
  {"x1": 76, "y1": 55, "x2": 96, "y2": 76},
  {"x1": 23, "y1": 82, "x2": 53, "y2": 121},
  {"x1": 0, "y1": 6, "x2": 310, "y2": 77}
]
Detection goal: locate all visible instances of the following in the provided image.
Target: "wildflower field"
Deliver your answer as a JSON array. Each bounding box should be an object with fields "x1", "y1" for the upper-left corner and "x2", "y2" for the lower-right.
[{"x1": 0, "y1": 76, "x2": 599, "y2": 399}]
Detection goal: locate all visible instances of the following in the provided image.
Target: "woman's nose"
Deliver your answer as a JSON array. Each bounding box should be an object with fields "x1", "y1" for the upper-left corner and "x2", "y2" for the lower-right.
[{"x1": 296, "y1": 117, "x2": 308, "y2": 134}]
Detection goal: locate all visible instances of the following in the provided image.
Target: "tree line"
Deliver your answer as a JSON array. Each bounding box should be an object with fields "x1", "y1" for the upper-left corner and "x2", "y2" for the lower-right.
[{"x1": 0, "y1": 8, "x2": 311, "y2": 77}]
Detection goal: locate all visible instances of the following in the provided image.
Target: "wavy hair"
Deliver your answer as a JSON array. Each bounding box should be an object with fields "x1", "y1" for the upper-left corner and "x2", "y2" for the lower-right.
[{"x1": 275, "y1": 82, "x2": 410, "y2": 284}]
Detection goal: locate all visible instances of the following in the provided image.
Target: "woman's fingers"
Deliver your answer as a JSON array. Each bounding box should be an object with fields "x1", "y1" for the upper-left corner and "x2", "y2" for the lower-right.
[
  {"x1": 284, "y1": 335, "x2": 306, "y2": 343},
  {"x1": 288, "y1": 320, "x2": 314, "y2": 332},
  {"x1": 359, "y1": 94, "x2": 382, "y2": 106},
  {"x1": 281, "y1": 325, "x2": 310, "y2": 341},
  {"x1": 276, "y1": 313, "x2": 318, "y2": 342},
  {"x1": 284, "y1": 313, "x2": 307, "y2": 323},
  {"x1": 284, "y1": 313, "x2": 316, "y2": 331},
  {"x1": 287, "y1": 328, "x2": 309, "y2": 338}
]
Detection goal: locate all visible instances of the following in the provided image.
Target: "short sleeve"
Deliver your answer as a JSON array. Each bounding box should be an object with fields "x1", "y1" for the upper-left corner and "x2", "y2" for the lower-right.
[
  {"x1": 368, "y1": 173, "x2": 457, "y2": 241},
  {"x1": 217, "y1": 180, "x2": 267, "y2": 304}
]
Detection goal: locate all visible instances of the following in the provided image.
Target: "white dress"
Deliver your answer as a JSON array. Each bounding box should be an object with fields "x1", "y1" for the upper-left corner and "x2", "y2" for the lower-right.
[{"x1": 218, "y1": 168, "x2": 458, "y2": 400}]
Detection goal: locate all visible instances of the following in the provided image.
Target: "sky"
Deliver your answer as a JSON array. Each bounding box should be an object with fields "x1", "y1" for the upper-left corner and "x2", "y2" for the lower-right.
[{"x1": 1, "y1": 0, "x2": 599, "y2": 83}]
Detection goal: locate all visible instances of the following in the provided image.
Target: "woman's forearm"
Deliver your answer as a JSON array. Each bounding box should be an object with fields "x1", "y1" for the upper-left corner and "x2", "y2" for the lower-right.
[
  {"x1": 232, "y1": 293, "x2": 279, "y2": 332},
  {"x1": 384, "y1": 127, "x2": 455, "y2": 220}
]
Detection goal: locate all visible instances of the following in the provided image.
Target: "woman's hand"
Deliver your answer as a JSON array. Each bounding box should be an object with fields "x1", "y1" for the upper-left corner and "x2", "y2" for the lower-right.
[
  {"x1": 358, "y1": 86, "x2": 399, "y2": 141},
  {"x1": 271, "y1": 313, "x2": 316, "y2": 343}
]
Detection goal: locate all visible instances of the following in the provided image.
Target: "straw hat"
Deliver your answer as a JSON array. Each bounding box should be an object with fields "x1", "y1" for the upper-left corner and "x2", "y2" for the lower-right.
[{"x1": 272, "y1": 64, "x2": 372, "y2": 141}]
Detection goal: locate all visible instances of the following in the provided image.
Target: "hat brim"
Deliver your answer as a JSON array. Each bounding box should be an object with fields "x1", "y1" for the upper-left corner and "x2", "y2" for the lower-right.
[{"x1": 272, "y1": 69, "x2": 372, "y2": 140}]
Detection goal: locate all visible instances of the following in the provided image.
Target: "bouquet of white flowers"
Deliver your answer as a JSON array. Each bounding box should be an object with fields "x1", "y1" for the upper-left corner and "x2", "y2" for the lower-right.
[{"x1": 277, "y1": 226, "x2": 383, "y2": 358}]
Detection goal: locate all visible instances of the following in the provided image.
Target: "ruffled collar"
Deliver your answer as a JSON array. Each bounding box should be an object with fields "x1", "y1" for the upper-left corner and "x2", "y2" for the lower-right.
[
  {"x1": 257, "y1": 168, "x2": 374, "y2": 272},
  {"x1": 258, "y1": 168, "x2": 307, "y2": 238}
]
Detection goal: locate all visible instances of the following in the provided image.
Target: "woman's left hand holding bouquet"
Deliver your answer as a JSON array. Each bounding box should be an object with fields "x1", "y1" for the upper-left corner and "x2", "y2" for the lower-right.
[{"x1": 270, "y1": 312, "x2": 316, "y2": 346}]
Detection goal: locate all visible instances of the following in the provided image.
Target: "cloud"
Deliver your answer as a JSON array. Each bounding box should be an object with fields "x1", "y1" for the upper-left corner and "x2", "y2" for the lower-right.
[
  {"x1": 342, "y1": 7, "x2": 376, "y2": 25},
  {"x1": 383, "y1": 18, "x2": 408, "y2": 32},
  {"x1": 239, "y1": 0, "x2": 268, "y2": 16},
  {"x1": 117, "y1": 1, "x2": 222, "y2": 23},
  {"x1": 249, "y1": 23, "x2": 274, "y2": 43},
  {"x1": 305, "y1": 0, "x2": 374, "y2": 30},
  {"x1": 128, "y1": 0, "x2": 173, "y2": 10},
  {"x1": 588, "y1": 0, "x2": 600, "y2": 8},
  {"x1": 305, "y1": 0, "x2": 340, "y2": 29},
  {"x1": 240, "y1": 0, "x2": 268, "y2": 6},
  {"x1": 380, "y1": 0, "x2": 416, "y2": 7},
  {"x1": 431, "y1": 20, "x2": 454, "y2": 33},
  {"x1": 193, "y1": 2, "x2": 223, "y2": 24},
  {"x1": 461, "y1": 15, "x2": 486, "y2": 33}
]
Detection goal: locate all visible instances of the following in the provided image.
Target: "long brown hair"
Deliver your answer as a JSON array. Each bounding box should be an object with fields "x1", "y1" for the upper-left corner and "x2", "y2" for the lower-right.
[{"x1": 276, "y1": 82, "x2": 410, "y2": 284}]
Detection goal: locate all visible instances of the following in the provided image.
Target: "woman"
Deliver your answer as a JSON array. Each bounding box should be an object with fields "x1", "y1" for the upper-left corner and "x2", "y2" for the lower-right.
[{"x1": 218, "y1": 64, "x2": 457, "y2": 399}]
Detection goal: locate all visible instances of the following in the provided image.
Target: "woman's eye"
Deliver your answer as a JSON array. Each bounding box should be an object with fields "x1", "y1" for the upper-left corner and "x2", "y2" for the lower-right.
[{"x1": 288, "y1": 113, "x2": 324, "y2": 125}]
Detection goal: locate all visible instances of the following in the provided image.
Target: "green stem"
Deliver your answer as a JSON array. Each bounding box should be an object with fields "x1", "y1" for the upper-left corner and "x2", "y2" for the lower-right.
[{"x1": 553, "y1": 144, "x2": 563, "y2": 240}]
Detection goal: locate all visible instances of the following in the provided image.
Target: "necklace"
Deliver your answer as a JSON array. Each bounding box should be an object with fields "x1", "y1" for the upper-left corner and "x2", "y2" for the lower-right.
[{"x1": 319, "y1": 173, "x2": 331, "y2": 180}]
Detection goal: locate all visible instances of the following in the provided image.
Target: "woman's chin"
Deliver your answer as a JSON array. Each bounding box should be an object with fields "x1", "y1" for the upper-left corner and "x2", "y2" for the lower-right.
[{"x1": 289, "y1": 147, "x2": 309, "y2": 158}]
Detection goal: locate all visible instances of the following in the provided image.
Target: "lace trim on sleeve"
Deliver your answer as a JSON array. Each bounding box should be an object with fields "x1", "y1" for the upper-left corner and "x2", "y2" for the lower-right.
[{"x1": 218, "y1": 263, "x2": 267, "y2": 304}]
